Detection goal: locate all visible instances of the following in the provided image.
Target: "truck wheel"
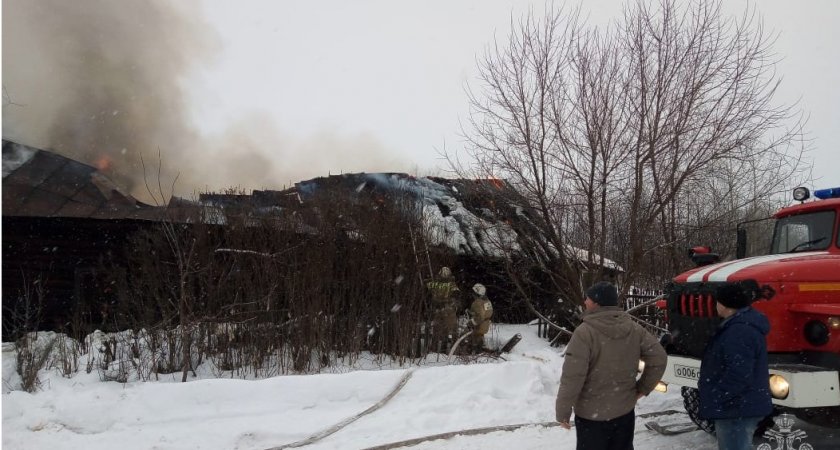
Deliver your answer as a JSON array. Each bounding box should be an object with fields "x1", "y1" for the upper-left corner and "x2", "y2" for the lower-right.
[{"x1": 681, "y1": 386, "x2": 715, "y2": 434}]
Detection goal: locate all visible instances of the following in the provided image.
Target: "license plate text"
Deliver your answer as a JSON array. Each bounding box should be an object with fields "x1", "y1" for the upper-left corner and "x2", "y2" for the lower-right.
[{"x1": 674, "y1": 364, "x2": 700, "y2": 381}]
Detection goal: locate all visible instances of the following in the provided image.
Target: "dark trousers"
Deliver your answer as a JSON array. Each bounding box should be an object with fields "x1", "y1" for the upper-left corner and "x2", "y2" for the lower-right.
[{"x1": 574, "y1": 409, "x2": 635, "y2": 450}]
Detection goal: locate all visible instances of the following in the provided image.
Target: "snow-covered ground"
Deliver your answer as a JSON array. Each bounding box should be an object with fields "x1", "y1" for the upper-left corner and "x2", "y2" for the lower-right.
[{"x1": 2, "y1": 324, "x2": 717, "y2": 450}]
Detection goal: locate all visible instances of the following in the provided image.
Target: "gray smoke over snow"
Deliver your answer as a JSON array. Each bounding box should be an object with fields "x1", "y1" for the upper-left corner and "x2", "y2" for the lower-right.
[{"x1": 2, "y1": 0, "x2": 404, "y2": 203}]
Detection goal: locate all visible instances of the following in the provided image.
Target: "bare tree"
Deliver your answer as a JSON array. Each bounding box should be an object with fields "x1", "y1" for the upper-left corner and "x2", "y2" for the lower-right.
[
  {"x1": 133, "y1": 153, "x2": 206, "y2": 382},
  {"x1": 458, "y1": 0, "x2": 808, "y2": 321},
  {"x1": 458, "y1": 5, "x2": 589, "y2": 327},
  {"x1": 616, "y1": 0, "x2": 806, "y2": 285}
]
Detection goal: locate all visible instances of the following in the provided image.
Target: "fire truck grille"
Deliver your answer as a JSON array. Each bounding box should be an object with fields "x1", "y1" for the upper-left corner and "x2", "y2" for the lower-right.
[{"x1": 678, "y1": 293, "x2": 718, "y2": 318}]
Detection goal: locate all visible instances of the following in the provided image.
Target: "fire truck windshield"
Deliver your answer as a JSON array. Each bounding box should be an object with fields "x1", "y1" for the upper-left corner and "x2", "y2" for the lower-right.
[{"x1": 771, "y1": 210, "x2": 836, "y2": 254}]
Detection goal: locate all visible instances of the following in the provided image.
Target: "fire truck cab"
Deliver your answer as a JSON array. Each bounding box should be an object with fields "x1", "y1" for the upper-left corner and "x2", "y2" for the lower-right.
[{"x1": 659, "y1": 186, "x2": 840, "y2": 431}]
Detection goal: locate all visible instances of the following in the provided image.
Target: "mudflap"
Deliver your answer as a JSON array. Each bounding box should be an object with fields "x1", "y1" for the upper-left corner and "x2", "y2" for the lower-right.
[
  {"x1": 644, "y1": 421, "x2": 699, "y2": 435},
  {"x1": 639, "y1": 409, "x2": 698, "y2": 436}
]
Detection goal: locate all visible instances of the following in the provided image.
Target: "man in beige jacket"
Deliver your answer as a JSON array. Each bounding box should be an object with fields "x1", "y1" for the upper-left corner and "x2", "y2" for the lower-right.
[{"x1": 555, "y1": 281, "x2": 666, "y2": 450}]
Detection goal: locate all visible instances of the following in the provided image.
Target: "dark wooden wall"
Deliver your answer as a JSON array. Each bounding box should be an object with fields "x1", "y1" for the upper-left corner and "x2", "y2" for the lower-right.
[{"x1": 2, "y1": 216, "x2": 152, "y2": 340}]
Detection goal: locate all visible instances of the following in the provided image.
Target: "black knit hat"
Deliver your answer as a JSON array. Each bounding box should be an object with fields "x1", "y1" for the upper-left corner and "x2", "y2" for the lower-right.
[
  {"x1": 585, "y1": 281, "x2": 618, "y2": 307},
  {"x1": 716, "y1": 284, "x2": 752, "y2": 309}
]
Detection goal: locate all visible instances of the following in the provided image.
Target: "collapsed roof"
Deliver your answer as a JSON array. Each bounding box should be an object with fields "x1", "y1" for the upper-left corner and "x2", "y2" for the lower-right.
[
  {"x1": 199, "y1": 172, "x2": 523, "y2": 258},
  {"x1": 2, "y1": 139, "x2": 621, "y2": 271},
  {"x1": 201, "y1": 172, "x2": 623, "y2": 272}
]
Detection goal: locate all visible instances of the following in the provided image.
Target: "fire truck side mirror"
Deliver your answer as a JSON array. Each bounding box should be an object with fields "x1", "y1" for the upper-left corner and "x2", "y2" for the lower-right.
[
  {"x1": 736, "y1": 227, "x2": 747, "y2": 259},
  {"x1": 688, "y1": 246, "x2": 720, "y2": 267}
]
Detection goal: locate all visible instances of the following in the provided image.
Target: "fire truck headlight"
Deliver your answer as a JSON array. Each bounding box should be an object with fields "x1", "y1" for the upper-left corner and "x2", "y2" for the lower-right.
[
  {"x1": 792, "y1": 186, "x2": 811, "y2": 201},
  {"x1": 828, "y1": 317, "x2": 840, "y2": 330},
  {"x1": 804, "y1": 320, "x2": 830, "y2": 346},
  {"x1": 769, "y1": 375, "x2": 789, "y2": 399}
]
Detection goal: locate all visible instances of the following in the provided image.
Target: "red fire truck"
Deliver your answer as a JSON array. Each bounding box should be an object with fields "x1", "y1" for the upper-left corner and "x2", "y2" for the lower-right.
[{"x1": 658, "y1": 186, "x2": 840, "y2": 431}]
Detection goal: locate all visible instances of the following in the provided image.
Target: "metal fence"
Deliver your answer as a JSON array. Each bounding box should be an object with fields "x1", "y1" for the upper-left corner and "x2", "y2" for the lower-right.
[{"x1": 537, "y1": 289, "x2": 668, "y2": 346}]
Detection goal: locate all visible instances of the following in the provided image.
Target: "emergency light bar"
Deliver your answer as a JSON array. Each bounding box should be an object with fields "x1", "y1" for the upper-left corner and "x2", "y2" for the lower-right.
[{"x1": 814, "y1": 187, "x2": 840, "y2": 200}]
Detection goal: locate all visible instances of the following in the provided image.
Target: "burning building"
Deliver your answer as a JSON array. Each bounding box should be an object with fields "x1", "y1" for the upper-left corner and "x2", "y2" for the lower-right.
[
  {"x1": 1, "y1": 140, "x2": 169, "y2": 339},
  {"x1": 2, "y1": 140, "x2": 622, "y2": 345}
]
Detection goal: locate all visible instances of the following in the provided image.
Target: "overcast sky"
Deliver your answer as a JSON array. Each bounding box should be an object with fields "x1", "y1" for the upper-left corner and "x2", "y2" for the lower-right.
[
  {"x1": 3, "y1": 0, "x2": 838, "y2": 196},
  {"x1": 186, "y1": 0, "x2": 838, "y2": 189}
]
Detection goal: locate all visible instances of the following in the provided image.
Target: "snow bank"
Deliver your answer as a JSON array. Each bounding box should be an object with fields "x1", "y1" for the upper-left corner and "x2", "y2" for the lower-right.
[{"x1": 1, "y1": 324, "x2": 715, "y2": 450}]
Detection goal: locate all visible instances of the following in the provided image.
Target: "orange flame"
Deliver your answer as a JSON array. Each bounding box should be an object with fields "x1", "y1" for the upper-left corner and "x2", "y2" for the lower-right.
[
  {"x1": 94, "y1": 155, "x2": 113, "y2": 171},
  {"x1": 486, "y1": 177, "x2": 504, "y2": 189}
]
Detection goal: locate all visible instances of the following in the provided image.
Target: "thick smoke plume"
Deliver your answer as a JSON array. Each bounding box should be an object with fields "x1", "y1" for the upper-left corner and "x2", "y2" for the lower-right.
[{"x1": 3, "y1": 0, "x2": 404, "y2": 203}]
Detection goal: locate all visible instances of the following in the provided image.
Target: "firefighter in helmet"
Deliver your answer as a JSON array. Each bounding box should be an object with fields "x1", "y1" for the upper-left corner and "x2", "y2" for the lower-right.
[
  {"x1": 468, "y1": 283, "x2": 494, "y2": 350},
  {"x1": 426, "y1": 266, "x2": 460, "y2": 350}
]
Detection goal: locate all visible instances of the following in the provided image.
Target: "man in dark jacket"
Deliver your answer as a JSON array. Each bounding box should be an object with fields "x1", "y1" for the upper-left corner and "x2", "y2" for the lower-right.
[
  {"x1": 698, "y1": 284, "x2": 773, "y2": 450},
  {"x1": 556, "y1": 281, "x2": 667, "y2": 450}
]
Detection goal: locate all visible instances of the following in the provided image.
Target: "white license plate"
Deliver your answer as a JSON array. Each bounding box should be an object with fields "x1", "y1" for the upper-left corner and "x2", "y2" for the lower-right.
[{"x1": 674, "y1": 364, "x2": 700, "y2": 381}]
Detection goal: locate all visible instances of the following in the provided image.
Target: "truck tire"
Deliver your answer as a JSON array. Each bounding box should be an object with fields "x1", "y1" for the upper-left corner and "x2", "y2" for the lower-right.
[{"x1": 681, "y1": 386, "x2": 715, "y2": 434}]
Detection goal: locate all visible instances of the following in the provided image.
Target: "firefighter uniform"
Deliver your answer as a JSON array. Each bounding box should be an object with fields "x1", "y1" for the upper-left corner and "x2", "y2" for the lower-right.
[
  {"x1": 426, "y1": 267, "x2": 460, "y2": 349},
  {"x1": 468, "y1": 283, "x2": 493, "y2": 349}
]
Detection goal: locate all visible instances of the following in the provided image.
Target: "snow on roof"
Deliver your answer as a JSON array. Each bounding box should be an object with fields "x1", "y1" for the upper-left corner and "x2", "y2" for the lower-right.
[
  {"x1": 419, "y1": 183, "x2": 520, "y2": 258},
  {"x1": 565, "y1": 245, "x2": 624, "y2": 272},
  {"x1": 289, "y1": 173, "x2": 620, "y2": 270},
  {"x1": 298, "y1": 172, "x2": 520, "y2": 258}
]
